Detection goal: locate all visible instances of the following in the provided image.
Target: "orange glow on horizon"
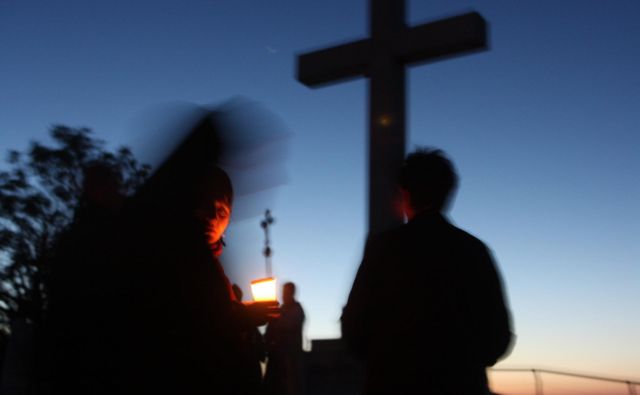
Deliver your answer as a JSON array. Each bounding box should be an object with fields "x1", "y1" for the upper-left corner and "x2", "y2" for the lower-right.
[
  {"x1": 488, "y1": 369, "x2": 636, "y2": 395},
  {"x1": 250, "y1": 277, "x2": 277, "y2": 302}
]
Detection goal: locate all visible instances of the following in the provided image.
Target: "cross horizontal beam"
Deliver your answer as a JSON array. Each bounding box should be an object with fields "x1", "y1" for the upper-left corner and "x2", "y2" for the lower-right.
[
  {"x1": 397, "y1": 12, "x2": 487, "y2": 65},
  {"x1": 297, "y1": 39, "x2": 370, "y2": 87},
  {"x1": 297, "y1": 12, "x2": 487, "y2": 88}
]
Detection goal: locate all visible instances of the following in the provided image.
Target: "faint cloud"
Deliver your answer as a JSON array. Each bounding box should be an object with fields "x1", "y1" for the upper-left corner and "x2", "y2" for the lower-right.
[{"x1": 265, "y1": 46, "x2": 278, "y2": 54}]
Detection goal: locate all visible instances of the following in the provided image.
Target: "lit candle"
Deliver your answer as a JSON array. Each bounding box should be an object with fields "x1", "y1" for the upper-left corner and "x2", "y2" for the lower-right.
[{"x1": 250, "y1": 277, "x2": 277, "y2": 302}]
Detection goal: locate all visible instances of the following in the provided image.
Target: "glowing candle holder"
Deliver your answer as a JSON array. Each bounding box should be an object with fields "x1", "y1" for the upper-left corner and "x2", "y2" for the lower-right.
[{"x1": 250, "y1": 277, "x2": 277, "y2": 302}]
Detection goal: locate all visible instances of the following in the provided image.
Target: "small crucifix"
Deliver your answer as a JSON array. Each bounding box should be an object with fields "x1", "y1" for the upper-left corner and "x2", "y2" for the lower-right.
[
  {"x1": 297, "y1": 0, "x2": 488, "y2": 235},
  {"x1": 260, "y1": 209, "x2": 275, "y2": 277}
]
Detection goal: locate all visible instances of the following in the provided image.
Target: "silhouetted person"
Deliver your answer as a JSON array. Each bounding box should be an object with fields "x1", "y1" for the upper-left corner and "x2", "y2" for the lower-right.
[
  {"x1": 232, "y1": 284, "x2": 268, "y2": 393},
  {"x1": 341, "y1": 148, "x2": 513, "y2": 395},
  {"x1": 112, "y1": 111, "x2": 278, "y2": 394},
  {"x1": 45, "y1": 162, "x2": 125, "y2": 393},
  {"x1": 264, "y1": 282, "x2": 306, "y2": 395}
]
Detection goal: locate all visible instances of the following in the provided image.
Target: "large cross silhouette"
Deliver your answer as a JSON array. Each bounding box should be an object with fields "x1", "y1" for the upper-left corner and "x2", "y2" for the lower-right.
[{"x1": 297, "y1": 1, "x2": 488, "y2": 235}]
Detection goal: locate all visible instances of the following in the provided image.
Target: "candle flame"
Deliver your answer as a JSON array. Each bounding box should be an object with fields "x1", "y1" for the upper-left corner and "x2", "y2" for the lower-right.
[{"x1": 250, "y1": 277, "x2": 277, "y2": 302}]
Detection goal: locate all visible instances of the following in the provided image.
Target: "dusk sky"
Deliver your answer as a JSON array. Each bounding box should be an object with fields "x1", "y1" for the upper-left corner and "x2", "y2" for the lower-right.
[{"x1": 1, "y1": 0, "x2": 639, "y2": 391}]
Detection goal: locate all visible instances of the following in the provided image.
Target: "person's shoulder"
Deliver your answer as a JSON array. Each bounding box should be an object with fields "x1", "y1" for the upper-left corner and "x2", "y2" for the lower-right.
[
  {"x1": 294, "y1": 301, "x2": 305, "y2": 315},
  {"x1": 446, "y1": 220, "x2": 491, "y2": 253},
  {"x1": 357, "y1": 226, "x2": 404, "y2": 265},
  {"x1": 364, "y1": 223, "x2": 409, "y2": 250}
]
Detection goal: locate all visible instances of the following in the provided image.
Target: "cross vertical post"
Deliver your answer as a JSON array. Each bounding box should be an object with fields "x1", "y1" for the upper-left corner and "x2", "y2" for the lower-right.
[{"x1": 368, "y1": 0, "x2": 406, "y2": 233}]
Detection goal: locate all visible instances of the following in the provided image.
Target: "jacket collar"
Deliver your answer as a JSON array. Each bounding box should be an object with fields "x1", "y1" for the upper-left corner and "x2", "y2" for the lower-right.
[{"x1": 408, "y1": 210, "x2": 448, "y2": 227}]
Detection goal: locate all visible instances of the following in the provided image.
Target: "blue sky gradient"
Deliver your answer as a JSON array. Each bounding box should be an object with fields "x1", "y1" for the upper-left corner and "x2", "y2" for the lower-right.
[{"x1": 1, "y1": 0, "x2": 639, "y2": 380}]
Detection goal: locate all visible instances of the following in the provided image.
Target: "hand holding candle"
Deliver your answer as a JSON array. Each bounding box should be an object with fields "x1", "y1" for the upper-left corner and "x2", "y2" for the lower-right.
[{"x1": 245, "y1": 277, "x2": 280, "y2": 326}]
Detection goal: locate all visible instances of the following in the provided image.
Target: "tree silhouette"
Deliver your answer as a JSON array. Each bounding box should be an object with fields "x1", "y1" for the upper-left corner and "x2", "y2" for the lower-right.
[{"x1": 0, "y1": 125, "x2": 150, "y2": 333}]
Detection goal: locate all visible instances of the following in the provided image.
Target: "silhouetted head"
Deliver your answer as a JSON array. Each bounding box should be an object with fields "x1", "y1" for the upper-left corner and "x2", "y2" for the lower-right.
[
  {"x1": 398, "y1": 148, "x2": 458, "y2": 218},
  {"x1": 282, "y1": 282, "x2": 296, "y2": 305},
  {"x1": 80, "y1": 162, "x2": 124, "y2": 212}
]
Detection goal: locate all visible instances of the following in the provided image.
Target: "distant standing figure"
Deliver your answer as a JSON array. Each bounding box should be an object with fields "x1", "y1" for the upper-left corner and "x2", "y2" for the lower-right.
[
  {"x1": 264, "y1": 282, "x2": 306, "y2": 395},
  {"x1": 341, "y1": 148, "x2": 514, "y2": 395}
]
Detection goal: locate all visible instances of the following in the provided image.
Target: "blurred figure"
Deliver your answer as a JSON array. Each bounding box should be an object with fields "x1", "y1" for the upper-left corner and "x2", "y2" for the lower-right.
[
  {"x1": 132, "y1": 97, "x2": 291, "y2": 222},
  {"x1": 111, "y1": 110, "x2": 279, "y2": 394},
  {"x1": 79, "y1": 163, "x2": 126, "y2": 214},
  {"x1": 341, "y1": 148, "x2": 514, "y2": 395},
  {"x1": 45, "y1": 162, "x2": 125, "y2": 394},
  {"x1": 264, "y1": 282, "x2": 306, "y2": 395},
  {"x1": 232, "y1": 284, "x2": 268, "y2": 392}
]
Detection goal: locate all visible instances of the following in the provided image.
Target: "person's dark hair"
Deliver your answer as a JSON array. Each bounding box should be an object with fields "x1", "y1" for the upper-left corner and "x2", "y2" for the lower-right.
[
  {"x1": 206, "y1": 165, "x2": 233, "y2": 207},
  {"x1": 398, "y1": 148, "x2": 458, "y2": 211},
  {"x1": 190, "y1": 165, "x2": 233, "y2": 227}
]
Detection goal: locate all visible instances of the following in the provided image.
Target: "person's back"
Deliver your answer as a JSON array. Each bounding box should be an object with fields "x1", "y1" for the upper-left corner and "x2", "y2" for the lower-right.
[
  {"x1": 341, "y1": 148, "x2": 513, "y2": 395},
  {"x1": 264, "y1": 282, "x2": 306, "y2": 395}
]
